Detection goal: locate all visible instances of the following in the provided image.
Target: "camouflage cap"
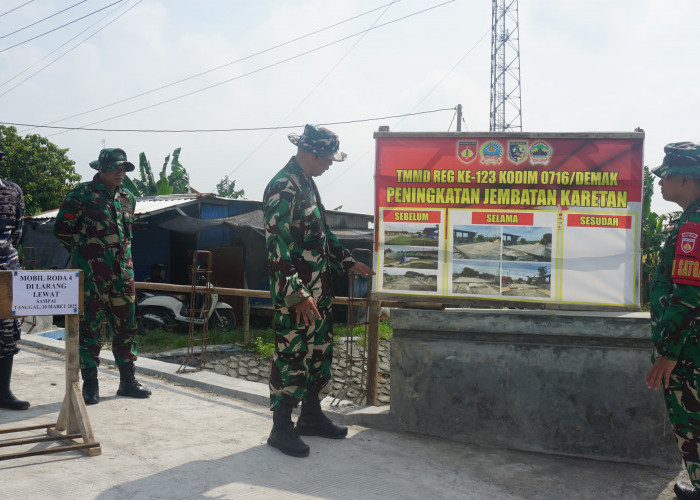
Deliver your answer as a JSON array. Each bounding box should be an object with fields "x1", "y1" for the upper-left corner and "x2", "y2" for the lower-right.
[
  {"x1": 652, "y1": 142, "x2": 700, "y2": 179},
  {"x1": 288, "y1": 124, "x2": 347, "y2": 162},
  {"x1": 89, "y1": 148, "x2": 135, "y2": 173}
]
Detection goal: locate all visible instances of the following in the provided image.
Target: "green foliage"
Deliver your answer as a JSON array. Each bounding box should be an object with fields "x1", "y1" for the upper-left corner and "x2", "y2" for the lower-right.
[
  {"x1": 641, "y1": 165, "x2": 667, "y2": 307},
  {"x1": 354, "y1": 319, "x2": 393, "y2": 347},
  {"x1": 0, "y1": 125, "x2": 80, "y2": 215},
  {"x1": 216, "y1": 175, "x2": 245, "y2": 199},
  {"x1": 124, "y1": 148, "x2": 190, "y2": 196},
  {"x1": 163, "y1": 148, "x2": 190, "y2": 194},
  {"x1": 136, "y1": 326, "x2": 237, "y2": 352},
  {"x1": 248, "y1": 336, "x2": 275, "y2": 358},
  {"x1": 136, "y1": 318, "x2": 393, "y2": 359}
]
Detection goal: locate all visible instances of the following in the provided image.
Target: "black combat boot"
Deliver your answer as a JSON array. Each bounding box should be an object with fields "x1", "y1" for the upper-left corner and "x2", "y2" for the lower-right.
[
  {"x1": 674, "y1": 481, "x2": 700, "y2": 500},
  {"x1": 81, "y1": 367, "x2": 99, "y2": 405},
  {"x1": 267, "y1": 402, "x2": 310, "y2": 457},
  {"x1": 296, "y1": 391, "x2": 347, "y2": 439},
  {"x1": 0, "y1": 354, "x2": 30, "y2": 410},
  {"x1": 116, "y1": 363, "x2": 152, "y2": 398}
]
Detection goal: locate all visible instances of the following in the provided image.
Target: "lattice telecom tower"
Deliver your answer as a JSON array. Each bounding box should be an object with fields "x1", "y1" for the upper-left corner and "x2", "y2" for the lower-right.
[{"x1": 489, "y1": 0, "x2": 522, "y2": 132}]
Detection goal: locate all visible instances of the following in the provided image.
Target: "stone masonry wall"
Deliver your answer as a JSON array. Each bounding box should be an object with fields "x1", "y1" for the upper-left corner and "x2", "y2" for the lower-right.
[{"x1": 156, "y1": 339, "x2": 392, "y2": 405}]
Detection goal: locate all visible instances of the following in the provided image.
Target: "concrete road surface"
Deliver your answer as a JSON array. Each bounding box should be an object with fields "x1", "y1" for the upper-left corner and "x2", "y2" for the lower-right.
[{"x1": 0, "y1": 340, "x2": 687, "y2": 499}]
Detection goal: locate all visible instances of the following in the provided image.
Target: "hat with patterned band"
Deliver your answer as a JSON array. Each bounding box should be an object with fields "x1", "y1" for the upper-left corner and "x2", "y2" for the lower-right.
[
  {"x1": 652, "y1": 142, "x2": 700, "y2": 179},
  {"x1": 89, "y1": 148, "x2": 135, "y2": 173},
  {"x1": 288, "y1": 124, "x2": 346, "y2": 162}
]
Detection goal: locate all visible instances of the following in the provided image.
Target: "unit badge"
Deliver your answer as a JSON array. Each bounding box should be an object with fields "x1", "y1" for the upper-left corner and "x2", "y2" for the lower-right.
[
  {"x1": 529, "y1": 141, "x2": 553, "y2": 166},
  {"x1": 480, "y1": 141, "x2": 504, "y2": 165},
  {"x1": 457, "y1": 140, "x2": 477, "y2": 164},
  {"x1": 508, "y1": 140, "x2": 528, "y2": 165},
  {"x1": 681, "y1": 231, "x2": 699, "y2": 254}
]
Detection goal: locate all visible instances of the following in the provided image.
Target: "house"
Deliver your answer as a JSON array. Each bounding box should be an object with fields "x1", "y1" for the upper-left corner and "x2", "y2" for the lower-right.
[{"x1": 24, "y1": 194, "x2": 374, "y2": 322}]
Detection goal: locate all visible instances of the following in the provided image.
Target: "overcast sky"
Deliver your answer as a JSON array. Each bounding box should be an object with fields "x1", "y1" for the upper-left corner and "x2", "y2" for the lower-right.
[{"x1": 1, "y1": 0, "x2": 697, "y2": 215}]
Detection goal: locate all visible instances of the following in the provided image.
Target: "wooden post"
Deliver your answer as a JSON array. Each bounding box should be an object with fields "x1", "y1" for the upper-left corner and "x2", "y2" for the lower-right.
[
  {"x1": 50, "y1": 314, "x2": 99, "y2": 455},
  {"x1": 365, "y1": 299, "x2": 382, "y2": 406},
  {"x1": 243, "y1": 275, "x2": 250, "y2": 343}
]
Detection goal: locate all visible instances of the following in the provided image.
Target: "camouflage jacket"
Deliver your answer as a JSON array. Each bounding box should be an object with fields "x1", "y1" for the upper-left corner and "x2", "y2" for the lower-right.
[
  {"x1": 0, "y1": 179, "x2": 24, "y2": 271},
  {"x1": 263, "y1": 156, "x2": 356, "y2": 311},
  {"x1": 650, "y1": 198, "x2": 700, "y2": 365},
  {"x1": 53, "y1": 173, "x2": 135, "y2": 282}
]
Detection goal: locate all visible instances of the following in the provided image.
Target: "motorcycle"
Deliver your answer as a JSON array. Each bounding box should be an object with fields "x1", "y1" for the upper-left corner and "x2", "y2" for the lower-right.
[{"x1": 137, "y1": 288, "x2": 237, "y2": 333}]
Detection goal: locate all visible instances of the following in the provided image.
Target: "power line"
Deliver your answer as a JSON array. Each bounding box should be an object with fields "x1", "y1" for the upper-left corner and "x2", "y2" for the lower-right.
[
  {"x1": 0, "y1": 0, "x2": 141, "y2": 97},
  {"x1": 0, "y1": 1, "x2": 35, "y2": 19},
  {"x1": 0, "y1": 0, "x2": 125, "y2": 54},
  {"x1": 224, "y1": 1, "x2": 399, "y2": 180},
  {"x1": 45, "y1": 0, "x2": 456, "y2": 137},
  {"x1": 0, "y1": 0, "x2": 87, "y2": 40},
  {"x1": 1, "y1": 108, "x2": 454, "y2": 133},
  {"x1": 25, "y1": 1, "x2": 404, "y2": 131},
  {"x1": 323, "y1": 28, "x2": 489, "y2": 190}
]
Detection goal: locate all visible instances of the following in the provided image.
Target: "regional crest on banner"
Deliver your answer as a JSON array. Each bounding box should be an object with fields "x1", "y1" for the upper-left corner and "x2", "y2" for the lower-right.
[
  {"x1": 529, "y1": 141, "x2": 553, "y2": 166},
  {"x1": 480, "y1": 141, "x2": 504, "y2": 165},
  {"x1": 457, "y1": 140, "x2": 477, "y2": 164},
  {"x1": 508, "y1": 140, "x2": 528, "y2": 165}
]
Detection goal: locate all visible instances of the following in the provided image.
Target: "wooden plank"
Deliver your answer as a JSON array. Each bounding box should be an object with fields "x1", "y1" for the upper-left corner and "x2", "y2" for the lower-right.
[
  {"x1": 0, "y1": 272, "x2": 11, "y2": 318},
  {"x1": 0, "y1": 442, "x2": 100, "y2": 461},
  {"x1": 0, "y1": 434, "x2": 82, "y2": 448},
  {"x1": 365, "y1": 300, "x2": 382, "y2": 406},
  {"x1": 61, "y1": 315, "x2": 82, "y2": 435},
  {"x1": 46, "y1": 428, "x2": 102, "y2": 457},
  {"x1": 135, "y1": 281, "x2": 372, "y2": 305},
  {"x1": 0, "y1": 423, "x2": 55, "y2": 434}
]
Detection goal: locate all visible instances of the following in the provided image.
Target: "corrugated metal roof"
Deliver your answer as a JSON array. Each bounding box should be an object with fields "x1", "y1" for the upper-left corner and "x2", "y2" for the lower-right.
[{"x1": 29, "y1": 194, "x2": 201, "y2": 220}]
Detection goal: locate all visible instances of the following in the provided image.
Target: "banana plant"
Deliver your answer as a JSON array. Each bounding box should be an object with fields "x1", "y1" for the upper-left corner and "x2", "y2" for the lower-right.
[{"x1": 123, "y1": 148, "x2": 190, "y2": 196}]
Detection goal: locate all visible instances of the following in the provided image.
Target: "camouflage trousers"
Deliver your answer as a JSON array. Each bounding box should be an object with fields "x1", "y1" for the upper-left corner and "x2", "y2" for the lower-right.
[
  {"x1": 269, "y1": 305, "x2": 334, "y2": 409},
  {"x1": 0, "y1": 318, "x2": 20, "y2": 359},
  {"x1": 664, "y1": 370, "x2": 700, "y2": 487},
  {"x1": 79, "y1": 277, "x2": 138, "y2": 369}
]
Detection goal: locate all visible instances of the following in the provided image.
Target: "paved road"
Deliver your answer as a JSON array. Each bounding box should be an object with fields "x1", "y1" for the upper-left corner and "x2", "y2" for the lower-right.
[{"x1": 0, "y1": 336, "x2": 687, "y2": 499}]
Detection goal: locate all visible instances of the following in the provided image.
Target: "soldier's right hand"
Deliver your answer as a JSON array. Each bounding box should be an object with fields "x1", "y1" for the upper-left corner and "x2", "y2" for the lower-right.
[{"x1": 295, "y1": 297, "x2": 321, "y2": 326}]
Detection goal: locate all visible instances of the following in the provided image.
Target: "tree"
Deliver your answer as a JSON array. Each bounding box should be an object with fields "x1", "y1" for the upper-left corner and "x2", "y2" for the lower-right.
[
  {"x1": 0, "y1": 125, "x2": 80, "y2": 215},
  {"x1": 216, "y1": 175, "x2": 245, "y2": 199},
  {"x1": 122, "y1": 148, "x2": 190, "y2": 196},
  {"x1": 641, "y1": 165, "x2": 667, "y2": 307}
]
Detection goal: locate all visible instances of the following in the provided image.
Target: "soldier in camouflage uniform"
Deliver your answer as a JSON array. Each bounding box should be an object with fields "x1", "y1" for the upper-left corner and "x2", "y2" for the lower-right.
[
  {"x1": 647, "y1": 142, "x2": 700, "y2": 500},
  {"x1": 263, "y1": 124, "x2": 374, "y2": 457},
  {"x1": 0, "y1": 149, "x2": 30, "y2": 410},
  {"x1": 54, "y1": 148, "x2": 151, "y2": 405}
]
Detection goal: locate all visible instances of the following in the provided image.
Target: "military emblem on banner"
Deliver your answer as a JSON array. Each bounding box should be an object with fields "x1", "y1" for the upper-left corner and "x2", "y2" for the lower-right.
[
  {"x1": 508, "y1": 140, "x2": 528, "y2": 165},
  {"x1": 681, "y1": 231, "x2": 699, "y2": 254},
  {"x1": 529, "y1": 141, "x2": 553, "y2": 166},
  {"x1": 457, "y1": 140, "x2": 477, "y2": 164},
  {"x1": 480, "y1": 141, "x2": 504, "y2": 165}
]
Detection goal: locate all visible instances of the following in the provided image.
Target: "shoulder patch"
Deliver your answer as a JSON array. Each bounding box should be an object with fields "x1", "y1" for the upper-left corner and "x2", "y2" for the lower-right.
[{"x1": 672, "y1": 222, "x2": 700, "y2": 285}]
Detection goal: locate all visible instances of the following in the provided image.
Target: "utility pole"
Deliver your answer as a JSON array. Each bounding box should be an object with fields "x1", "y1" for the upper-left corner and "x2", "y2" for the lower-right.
[
  {"x1": 456, "y1": 104, "x2": 462, "y2": 132},
  {"x1": 489, "y1": 0, "x2": 522, "y2": 132}
]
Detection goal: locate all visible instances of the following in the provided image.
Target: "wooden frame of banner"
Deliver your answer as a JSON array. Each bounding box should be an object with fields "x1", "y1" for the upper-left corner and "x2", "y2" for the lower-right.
[{"x1": 0, "y1": 270, "x2": 101, "y2": 461}]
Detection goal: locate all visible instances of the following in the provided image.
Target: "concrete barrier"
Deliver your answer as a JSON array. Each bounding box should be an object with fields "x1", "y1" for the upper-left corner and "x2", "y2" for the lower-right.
[{"x1": 390, "y1": 308, "x2": 678, "y2": 466}]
